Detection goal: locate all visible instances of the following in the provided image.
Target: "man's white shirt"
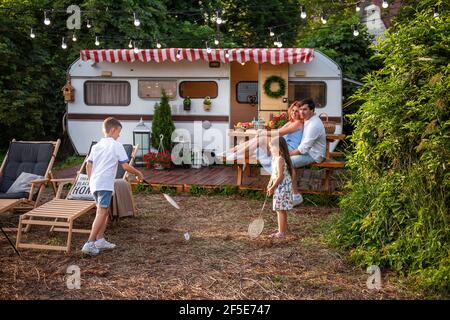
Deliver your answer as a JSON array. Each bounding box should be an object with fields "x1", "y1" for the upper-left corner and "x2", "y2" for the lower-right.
[
  {"x1": 87, "y1": 137, "x2": 129, "y2": 193},
  {"x1": 297, "y1": 114, "x2": 326, "y2": 162}
]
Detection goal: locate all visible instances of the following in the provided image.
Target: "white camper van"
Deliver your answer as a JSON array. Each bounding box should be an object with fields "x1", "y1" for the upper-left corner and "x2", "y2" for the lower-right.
[{"x1": 66, "y1": 48, "x2": 342, "y2": 156}]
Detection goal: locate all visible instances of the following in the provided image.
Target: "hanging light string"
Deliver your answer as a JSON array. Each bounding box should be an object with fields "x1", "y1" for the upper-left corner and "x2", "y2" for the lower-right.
[{"x1": 17, "y1": 4, "x2": 441, "y2": 48}]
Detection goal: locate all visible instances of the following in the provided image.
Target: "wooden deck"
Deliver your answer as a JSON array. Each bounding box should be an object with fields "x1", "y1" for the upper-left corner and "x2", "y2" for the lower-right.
[
  {"x1": 55, "y1": 164, "x2": 347, "y2": 195},
  {"x1": 140, "y1": 165, "x2": 347, "y2": 195}
]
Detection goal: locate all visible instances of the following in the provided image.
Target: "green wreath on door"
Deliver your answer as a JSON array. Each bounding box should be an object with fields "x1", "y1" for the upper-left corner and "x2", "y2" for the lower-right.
[{"x1": 263, "y1": 75, "x2": 286, "y2": 99}]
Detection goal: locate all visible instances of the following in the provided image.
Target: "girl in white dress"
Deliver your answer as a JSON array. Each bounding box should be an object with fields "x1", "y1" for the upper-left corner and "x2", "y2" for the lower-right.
[{"x1": 266, "y1": 136, "x2": 294, "y2": 238}]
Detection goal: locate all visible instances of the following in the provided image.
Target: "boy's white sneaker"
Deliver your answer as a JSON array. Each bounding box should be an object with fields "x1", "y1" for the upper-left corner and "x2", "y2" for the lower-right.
[
  {"x1": 95, "y1": 238, "x2": 116, "y2": 251},
  {"x1": 81, "y1": 241, "x2": 99, "y2": 255},
  {"x1": 293, "y1": 193, "x2": 303, "y2": 207}
]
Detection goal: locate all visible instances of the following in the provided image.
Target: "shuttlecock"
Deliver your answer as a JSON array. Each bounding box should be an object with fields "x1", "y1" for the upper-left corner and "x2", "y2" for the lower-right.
[{"x1": 184, "y1": 232, "x2": 190, "y2": 241}]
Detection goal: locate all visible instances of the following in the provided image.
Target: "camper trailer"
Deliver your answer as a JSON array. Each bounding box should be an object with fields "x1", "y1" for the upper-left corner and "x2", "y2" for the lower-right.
[{"x1": 66, "y1": 48, "x2": 342, "y2": 157}]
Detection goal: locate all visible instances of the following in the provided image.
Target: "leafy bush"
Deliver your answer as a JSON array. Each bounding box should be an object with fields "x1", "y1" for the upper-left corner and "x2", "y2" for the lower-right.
[{"x1": 326, "y1": 4, "x2": 450, "y2": 295}]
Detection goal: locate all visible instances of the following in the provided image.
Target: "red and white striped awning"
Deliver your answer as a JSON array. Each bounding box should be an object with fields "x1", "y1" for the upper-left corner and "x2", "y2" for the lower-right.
[{"x1": 79, "y1": 48, "x2": 314, "y2": 65}]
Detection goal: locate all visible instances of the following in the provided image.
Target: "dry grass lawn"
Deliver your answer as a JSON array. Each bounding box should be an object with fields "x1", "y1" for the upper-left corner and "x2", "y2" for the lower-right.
[{"x1": 0, "y1": 191, "x2": 421, "y2": 300}]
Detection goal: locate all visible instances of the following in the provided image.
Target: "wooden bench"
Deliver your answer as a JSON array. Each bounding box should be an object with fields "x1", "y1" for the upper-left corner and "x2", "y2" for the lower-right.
[{"x1": 228, "y1": 132, "x2": 346, "y2": 194}]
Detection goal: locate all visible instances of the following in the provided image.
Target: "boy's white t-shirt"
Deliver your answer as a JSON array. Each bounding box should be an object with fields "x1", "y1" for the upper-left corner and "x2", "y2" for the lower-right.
[{"x1": 87, "y1": 137, "x2": 129, "y2": 193}]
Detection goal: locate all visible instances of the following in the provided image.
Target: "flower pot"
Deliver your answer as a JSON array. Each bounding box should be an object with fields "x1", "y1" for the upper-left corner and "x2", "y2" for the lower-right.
[
  {"x1": 154, "y1": 164, "x2": 164, "y2": 170},
  {"x1": 203, "y1": 104, "x2": 211, "y2": 111},
  {"x1": 183, "y1": 103, "x2": 191, "y2": 111}
]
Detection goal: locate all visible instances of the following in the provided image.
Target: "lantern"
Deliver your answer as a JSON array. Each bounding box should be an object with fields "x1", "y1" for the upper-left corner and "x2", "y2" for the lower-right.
[
  {"x1": 133, "y1": 118, "x2": 151, "y2": 167},
  {"x1": 62, "y1": 81, "x2": 75, "y2": 102}
]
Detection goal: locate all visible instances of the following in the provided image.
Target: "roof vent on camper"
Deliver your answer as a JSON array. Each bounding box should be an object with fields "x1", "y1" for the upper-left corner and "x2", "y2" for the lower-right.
[
  {"x1": 101, "y1": 71, "x2": 112, "y2": 77},
  {"x1": 294, "y1": 71, "x2": 306, "y2": 77}
]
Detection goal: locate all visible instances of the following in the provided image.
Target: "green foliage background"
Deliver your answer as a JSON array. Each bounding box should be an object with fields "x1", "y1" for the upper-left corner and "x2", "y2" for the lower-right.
[{"x1": 325, "y1": 1, "x2": 450, "y2": 294}]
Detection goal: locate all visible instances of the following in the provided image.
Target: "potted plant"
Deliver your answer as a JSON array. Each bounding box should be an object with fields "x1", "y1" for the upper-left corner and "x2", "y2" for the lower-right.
[
  {"x1": 144, "y1": 150, "x2": 172, "y2": 170},
  {"x1": 203, "y1": 96, "x2": 212, "y2": 111},
  {"x1": 183, "y1": 96, "x2": 191, "y2": 111}
]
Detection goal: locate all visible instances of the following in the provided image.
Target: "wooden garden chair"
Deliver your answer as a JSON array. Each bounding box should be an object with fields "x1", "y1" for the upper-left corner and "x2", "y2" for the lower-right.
[
  {"x1": 0, "y1": 139, "x2": 60, "y2": 216},
  {"x1": 15, "y1": 143, "x2": 138, "y2": 253}
]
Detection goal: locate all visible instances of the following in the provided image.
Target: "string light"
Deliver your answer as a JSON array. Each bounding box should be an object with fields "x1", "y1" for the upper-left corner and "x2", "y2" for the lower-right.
[
  {"x1": 433, "y1": 7, "x2": 439, "y2": 18},
  {"x1": 156, "y1": 39, "x2": 162, "y2": 49},
  {"x1": 241, "y1": 62, "x2": 245, "y2": 65},
  {"x1": 269, "y1": 27, "x2": 274, "y2": 37},
  {"x1": 382, "y1": 1, "x2": 389, "y2": 9},
  {"x1": 43, "y1": 10, "x2": 50, "y2": 25},
  {"x1": 95, "y1": 36, "x2": 100, "y2": 46},
  {"x1": 72, "y1": 32, "x2": 77, "y2": 42},
  {"x1": 133, "y1": 12, "x2": 141, "y2": 27},
  {"x1": 225, "y1": 50, "x2": 230, "y2": 58},
  {"x1": 216, "y1": 10, "x2": 223, "y2": 25},
  {"x1": 30, "y1": 28, "x2": 35, "y2": 38},
  {"x1": 277, "y1": 38, "x2": 283, "y2": 48},
  {"x1": 214, "y1": 35, "x2": 219, "y2": 45},
  {"x1": 133, "y1": 41, "x2": 140, "y2": 53},
  {"x1": 206, "y1": 41, "x2": 211, "y2": 53},
  {"x1": 300, "y1": 5, "x2": 307, "y2": 19},
  {"x1": 128, "y1": 40, "x2": 133, "y2": 48},
  {"x1": 176, "y1": 49, "x2": 181, "y2": 59},
  {"x1": 320, "y1": 12, "x2": 327, "y2": 24},
  {"x1": 356, "y1": 2, "x2": 361, "y2": 12},
  {"x1": 61, "y1": 37, "x2": 67, "y2": 49},
  {"x1": 352, "y1": 25, "x2": 359, "y2": 37},
  {"x1": 86, "y1": 19, "x2": 92, "y2": 29}
]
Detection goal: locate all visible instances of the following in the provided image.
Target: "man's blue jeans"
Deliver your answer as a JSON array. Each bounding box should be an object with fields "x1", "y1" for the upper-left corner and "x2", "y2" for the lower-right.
[{"x1": 291, "y1": 153, "x2": 316, "y2": 168}]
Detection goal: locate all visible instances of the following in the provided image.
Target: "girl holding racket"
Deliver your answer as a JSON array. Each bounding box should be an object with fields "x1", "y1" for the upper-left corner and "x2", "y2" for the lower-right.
[{"x1": 266, "y1": 136, "x2": 294, "y2": 238}]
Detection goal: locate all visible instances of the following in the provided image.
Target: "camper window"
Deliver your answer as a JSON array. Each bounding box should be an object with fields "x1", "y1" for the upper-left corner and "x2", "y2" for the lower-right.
[
  {"x1": 288, "y1": 81, "x2": 327, "y2": 108},
  {"x1": 236, "y1": 81, "x2": 258, "y2": 104},
  {"x1": 138, "y1": 80, "x2": 177, "y2": 99},
  {"x1": 84, "y1": 81, "x2": 131, "y2": 106},
  {"x1": 179, "y1": 81, "x2": 218, "y2": 99}
]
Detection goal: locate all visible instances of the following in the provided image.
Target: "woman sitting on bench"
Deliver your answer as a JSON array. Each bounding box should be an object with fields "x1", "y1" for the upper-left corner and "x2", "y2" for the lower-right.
[{"x1": 223, "y1": 101, "x2": 305, "y2": 205}]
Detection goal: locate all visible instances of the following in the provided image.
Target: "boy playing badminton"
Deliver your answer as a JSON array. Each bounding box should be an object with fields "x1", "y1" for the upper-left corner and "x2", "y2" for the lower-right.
[{"x1": 81, "y1": 117, "x2": 144, "y2": 255}]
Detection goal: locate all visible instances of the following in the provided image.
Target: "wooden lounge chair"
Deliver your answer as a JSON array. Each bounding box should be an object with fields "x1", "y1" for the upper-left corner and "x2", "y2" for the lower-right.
[
  {"x1": 15, "y1": 143, "x2": 138, "y2": 253},
  {"x1": 0, "y1": 140, "x2": 61, "y2": 216}
]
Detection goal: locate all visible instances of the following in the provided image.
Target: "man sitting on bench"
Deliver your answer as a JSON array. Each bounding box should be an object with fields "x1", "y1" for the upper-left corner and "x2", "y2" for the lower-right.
[{"x1": 289, "y1": 98, "x2": 326, "y2": 168}]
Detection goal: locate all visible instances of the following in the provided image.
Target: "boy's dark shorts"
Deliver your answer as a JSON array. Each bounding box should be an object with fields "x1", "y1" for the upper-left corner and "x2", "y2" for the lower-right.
[{"x1": 93, "y1": 191, "x2": 113, "y2": 208}]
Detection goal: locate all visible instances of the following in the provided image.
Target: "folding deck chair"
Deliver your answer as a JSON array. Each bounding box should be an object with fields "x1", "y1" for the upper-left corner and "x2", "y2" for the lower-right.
[
  {"x1": 15, "y1": 143, "x2": 138, "y2": 253},
  {"x1": 0, "y1": 140, "x2": 60, "y2": 215}
]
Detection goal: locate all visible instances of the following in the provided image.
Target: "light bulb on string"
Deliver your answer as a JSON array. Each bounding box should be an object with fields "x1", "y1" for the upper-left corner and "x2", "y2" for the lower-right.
[
  {"x1": 225, "y1": 50, "x2": 230, "y2": 59},
  {"x1": 133, "y1": 42, "x2": 140, "y2": 54},
  {"x1": 206, "y1": 41, "x2": 211, "y2": 54},
  {"x1": 30, "y1": 28, "x2": 35, "y2": 39},
  {"x1": 274, "y1": 36, "x2": 280, "y2": 47},
  {"x1": 216, "y1": 10, "x2": 223, "y2": 25},
  {"x1": 128, "y1": 40, "x2": 133, "y2": 48},
  {"x1": 356, "y1": 2, "x2": 361, "y2": 12},
  {"x1": 214, "y1": 36, "x2": 219, "y2": 46},
  {"x1": 382, "y1": 0, "x2": 388, "y2": 9},
  {"x1": 353, "y1": 25, "x2": 359, "y2": 37},
  {"x1": 320, "y1": 13, "x2": 327, "y2": 24},
  {"x1": 156, "y1": 40, "x2": 162, "y2": 49},
  {"x1": 176, "y1": 49, "x2": 181, "y2": 59},
  {"x1": 43, "y1": 11, "x2": 50, "y2": 25},
  {"x1": 277, "y1": 39, "x2": 283, "y2": 48},
  {"x1": 86, "y1": 20, "x2": 92, "y2": 29},
  {"x1": 133, "y1": 12, "x2": 141, "y2": 27},
  {"x1": 241, "y1": 61, "x2": 245, "y2": 66},
  {"x1": 72, "y1": 32, "x2": 77, "y2": 42},
  {"x1": 300, "y1": 5, "x2": 307, "y2": 19},
  {"x1": 433, "y1": 7, "x2": 439, "y2": 18},
  {"x1": 95, "y1": 36, "x2": 100, "y2": 46},
  {"x1": 61, "y1": 37, "x2": 67, "y2": 49},
  {"x1": 269, "y1": 27, "x2": 274, "y2": 37}
]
